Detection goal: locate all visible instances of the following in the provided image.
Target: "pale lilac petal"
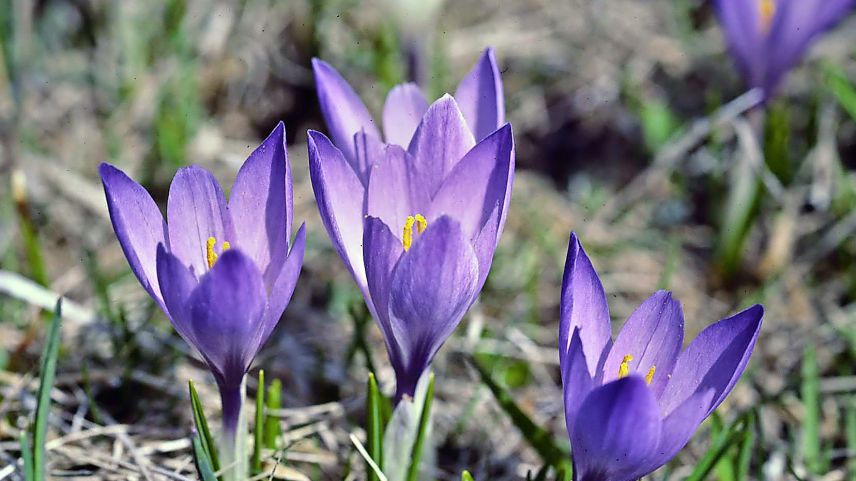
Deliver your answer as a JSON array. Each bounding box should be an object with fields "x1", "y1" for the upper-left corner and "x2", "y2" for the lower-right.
[
  {"x1": 388, "y1": 216, "x2": 479, "y2": 398},
  {"x1": 99, "y1": 163, "x2": 168, "y2": 308},
  {"x1": 187, "y1": 249, "x2": 268, "y2": 388},
  {"x1": 307, "y1": 130, "x2": 369, "y2": 302},
  {"x1": 155, "y1": 244, "x2": 198, "y2": 345},
  {"x1": 366, "y1": 144, "x2": 430, "y2": 239},
  {"x1": 561, "y1": 328, "x2": 593, "y2": 440},
  {"x1": 601, "y1": 291, "x2": 684, "y2": 396},
  {"x1": 470, "y1": 203, "x2": 500, "y2": 293},
  {"x1": 559, "y1": 234, "x2": 612, "y2": 377},
  {"x1": 353, "y1": 130, "x2": 385, "y2": 185},
  {"x1": 660, "y1": 305, "x2": 763, "y2": 416},
  {"x1": 407, "y1": 95, "x2": 476, "y2": 197},
  {"x1": 454, "y1": 48, "x2": 505, "y2": 141},
  {"x1": 312, "y1": 59, "x2": 380, "y2": 163},
  {"x1": 363, "y1": 216, "x2": 406, "y2": 377},
  {"x1": 383, "y1": 83, "x2": 429, "y2": 147},
  {"x1": 571, "y1": 377, "x2": 662, "y2": 481},
  {"x1": 261, "y1": 223, "x2": 306, "y2": 341},
  {"x1": 166, "y1": 166, "x2": 234, "y2": 279},
  {"x1": 429, "y1": 124, "x2": 513, "y2": 241},
  {"x1": 713, "y1": 0, "x2": 765, "y2": 89},
  {"x1": 228, "y1": 121, "x2": 291, "y2": 287}
]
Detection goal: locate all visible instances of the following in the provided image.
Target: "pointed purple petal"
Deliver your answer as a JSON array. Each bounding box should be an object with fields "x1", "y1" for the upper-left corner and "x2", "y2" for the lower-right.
[
  {"x1": 571, "y1": 377, "x2": 662, "y2": 481},
  {"x1": 312, "y1": 58, "x2": 380, "y2": 163},
  {"x1": 601, "y1": 291, "x2": 684, "y2": 397},
  {"x1": 454, "y1": 48, "x2": 505, "y2": 141},
  {"x1": 660, "y1": 305, "x2": 763, "y2": 417},
  {"x1": 99, "y1": 163, "x2": 168, "y2": 308},
  {"x1": 353, "y1": 130, "x2": 385, "y2": 185},
  {"x1": 366, "y1": 144, "x2": 430, "y2": 238},
  {"x1": 228, "y1": 121, "x2": 292, "y2": 287},
  {"x1": 166, "y1": 166, "x2": 234, "y2": 279},
  {"x1": 186, "y1": 249, "x2": 268, "y2": 387},
  {"x1": 155, "y1": 244, "x2": 199, "y2": 345},
  {"x1": 559, "y1": 234, "x2": 612, "y2": 377},
  {"x1": 429, "y1": 124, "x2": 514, "y2": 241},
  {"x1": 383, "y1": 83, "x2": 429, "y2": 147},
  {"x1": 713, "y1": 0, "x2": 765, "y2": 89},
  {"x1": 261, "y1": 223, "x2": 306, "y2": 341},
  {"x1": 562, "y1": 328, "x2": 593, "y2": 440},
  {"x1": 307, "y1": 130, "x2": 369, "y2": 302},
  {"x1": 407, "y1": 95, "x2": 475, "y2": 197},
  {"x1": 388, "y1": 216, "x2": 479, "y2": 397}
]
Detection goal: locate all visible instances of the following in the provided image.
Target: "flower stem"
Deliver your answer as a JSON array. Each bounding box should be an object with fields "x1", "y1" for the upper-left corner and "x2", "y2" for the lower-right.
[{"x1": 219, "y1": 377, "x2": 247, "y2": 481}]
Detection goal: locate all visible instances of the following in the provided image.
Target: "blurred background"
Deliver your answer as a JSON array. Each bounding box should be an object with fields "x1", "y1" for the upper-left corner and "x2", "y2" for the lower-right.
[{"x1": 1, "y1": 0, "x2": 855, "y2": 479}]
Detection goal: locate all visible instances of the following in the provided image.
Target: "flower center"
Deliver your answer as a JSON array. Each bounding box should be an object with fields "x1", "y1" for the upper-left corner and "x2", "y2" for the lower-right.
[
  {"x1": 402, "y1": 214, "x2": 428, "y2": 251},
  {"x1": 759, "y1": 0, "x2": 775, "y2": 33},
  {"x1": 206, "y1": 236, "x2": 231, "y2": 268},
  {"x1": 617, "y1": 354, "x2": 656, "y2": 385}
]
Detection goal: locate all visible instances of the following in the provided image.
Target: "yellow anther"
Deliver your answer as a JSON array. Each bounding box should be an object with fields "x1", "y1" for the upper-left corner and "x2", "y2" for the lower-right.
[
  {"x1": 221, "y1": 241, "x2": 231, "y2": 251},
  {"x1": 402, "y1": 214, "x2": 429, "y2": 251},
  {"x1": 618, "y1": 354, "x2": 634, "y2": 379},
  {"x1": 206, "y1": 237, "x2": 218, "y2": 269},
  {"x1": 414, "y1": 214, "x2": 428, "y2": 234},
  {"x1": 645, "y1": 366, "x2": 656, "y2": 385},
  {"x1": 759, "y1": 0, "x2": 775, "y2": 33}
]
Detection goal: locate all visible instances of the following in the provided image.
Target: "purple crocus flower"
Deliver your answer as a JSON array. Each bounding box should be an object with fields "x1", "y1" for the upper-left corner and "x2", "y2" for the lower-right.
[
  {"x1": 308, "y1": 48, "x2": 512, "y2": 400},
  {"x1": 715, "y1": 0, "x2": 854, "y2": 98},
  {"x1": 99, "y1": 122, "x2": 305, "y2": 448},
  {"x1": 560, "y1": 233, "x2": 763, "y2": 481}
]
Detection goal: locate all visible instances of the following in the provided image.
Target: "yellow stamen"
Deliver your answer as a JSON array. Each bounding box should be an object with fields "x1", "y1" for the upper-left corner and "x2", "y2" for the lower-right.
[
  {"x1": 618, "y1": 354, "x2": 634, "y2": 379},
  {"x1": 222, "y1": 241, "x2": 231, "y2": 251},
  {"x1": 759, "y1": 0, "x2": 775, "y2": 33},
  {"x1": 645, "y1": 365, "x2": 656, "y2": 385},
  {"x1": 206, "y1": 237, "x2": 218, "y2": 269},
  {"x1": 402, "y1": 214, "x2": 429, "y2": 251}
]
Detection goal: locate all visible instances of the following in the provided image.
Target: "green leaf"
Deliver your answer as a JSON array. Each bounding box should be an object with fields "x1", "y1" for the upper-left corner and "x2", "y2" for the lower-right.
[
  {"x1": 462, "y1": 470, "x2": 475, "y2": 481},
  {"x1": 32, "y1": 300, "x2": 62, "y2": 481},
  {"x1": 825, "y1": 63, "x2": 856, "y2": 124},
  {"x1": 685, "y1": 414, "x2": 751, "y2": 481},
  {"x1": 191, "y1": 433, "x2": 220, "y2": 481},
  {"x1": 640, "y1": 98, "x2": 679, "y2": 153},
  {"x1": 264, "y1": 378, "x2": 282, "y2": 449},
  {"x1": 470, "y1": 358, "x2": 571, "y2": 474},
  {"x1": 20, "y1": 431, "x2": 34, "y2": 481},
  {"x1": 367, "y1": 372, "x2": 384, "y2": 481},
  {"x1": 846, "y1": 398, "x2": 856, "y2": 481},
  {"x1": 405, "y1": 373, "x2": 435, "y2": 481},
  {"x1": 189, "y1": 380, "x2": 220, "y2": 474},
  {"x1": 251, "y1": 370, "x2": 265, "y2": 475},
  {"x1": 801, "y1": 344, "x2": 821, "y2": 474}
]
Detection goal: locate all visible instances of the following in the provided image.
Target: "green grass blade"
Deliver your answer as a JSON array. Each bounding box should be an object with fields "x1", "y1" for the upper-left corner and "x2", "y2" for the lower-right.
[
  {"x1": 801, "y1": 344, "x2": 821, "y2": 474},
  {"x1": 470, "y1": 358, "x2": 571, "y2": 473},
  {"x1": 20, "y1": 431, "x2": 34, "y2": 481},
  {"x1": 32, "y1": 299, "x2": 62, "y2": 481},
  {"x1": 462, "y1": 470, "x2": 475, "y2": 481},
  {"x1": 736, "y1": 412, "x2": 756, "y2": 481},
  {"x1": 251, "y1": 370, "x2": 265, "y2": 475},
  {"x1": 846, "y1": 397, "x2": 856, "y2": 481},
  {"x1": 405, "y1": 373, "x2": 435, "y2": 481},
  {"x1": 685, "y1": 415, "x2": 749, "y2": 481},
  {"x1": 191, "y1": 433, "x2": 220, "y2": 481},
  {"x1": 367, "y1": 372, "x2": 384, "y2": 481},
  {"x1": 264, "y1": 378, "x2": 282, "y2": 449},
  {"x1": 825, "y1": 63, "x2": 856, "y2": 124},
  {"x1": 189, "y1": 380, "x2": 220, "y2": 473}
]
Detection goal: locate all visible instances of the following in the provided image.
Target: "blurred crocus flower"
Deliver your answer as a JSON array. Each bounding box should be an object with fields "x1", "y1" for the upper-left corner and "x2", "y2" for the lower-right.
[
  {"x1": 99, "y1": 123, "x2": 305, "y2": 475},
  {"x1": 560, "y1": 233, "x2": 763, "y2": 481},
  {"x1": 308, "y1": 48, "x2": 512, "y2": 400},
  {"x1": 715, "y1": 0, "x2": 854, "y2": 98}
]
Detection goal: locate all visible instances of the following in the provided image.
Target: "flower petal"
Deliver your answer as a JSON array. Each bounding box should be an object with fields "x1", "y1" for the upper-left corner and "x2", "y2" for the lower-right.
[
  {"x1": 354, "y1": 130, "x2": 385, "y2": 185},
  {"x1": 660, "y1": 304, "x2": 763, "y2": 417},
  {"x1": 186, "y1": 249, "x2": 268, "y2": 388},
  {"x1": 307, "y1": 130, "x2": 369, "y2": 302},
  {"x1": 571, "y1": 377, "x2": 662, "y2": 481},
  {"x1": 562, "y1": 327, "x2": 593, "y2": 440},
  {"x1": 454, "y1": 48, "x2": 505, "y2": 142},
  {"x1": 166, "y1": 166, "x2": 234, "y2": 279},
  {"x1": 428, "y1": 124, "x2": 514, "y2": 241},
  {"x1": 366, "y1": 144, "x2": 430, "y2": 240},
  {"x1": 383, "y1": 83, "x2": 429, "y2": 147},
  {"x1": 155, "y1": 243, "x2": 198, "y2": 345},
  {"x1": 228, "y1": 121, "x2": 291, "y2": 287},
  {"x1": 388, "y1": 216, "x2": 479, "y2": 398},
  {"x1": 363, "y1": 216, "x2": 406, "y2": 376},
  {"x1": 312, "y1": 58, "x2": 380, "y2": 163},
  {"x1": 713, "y1": 0, "x2": 765, "y2": 89},
  {"x1": 559, "y1": 234, "x2": 612, "y2": 377},
  {"x1": 601, "y1": 291, "x2": 684, "y2": 397},
  {"x1": 99, "y1": 163, "x2": 168, "y2": 308},
  {"x1": 261, "y1": 223, "x2": 306, "y2": 341},
  {"x1": 407, "y1": 95, "x2": 476, "y2": 197}
]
